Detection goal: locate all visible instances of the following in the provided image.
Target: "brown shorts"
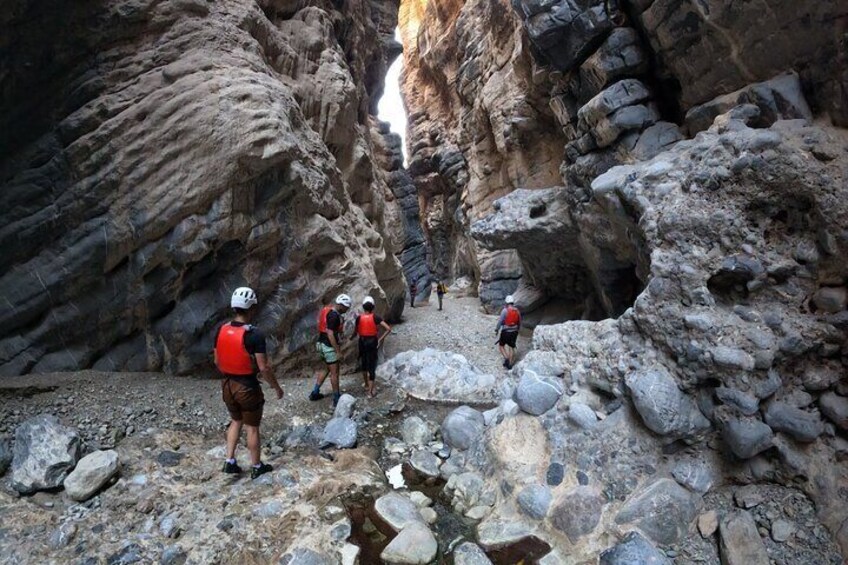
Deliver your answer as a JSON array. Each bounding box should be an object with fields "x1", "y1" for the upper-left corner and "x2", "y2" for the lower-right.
[{"x1": 222, "y1": 378, "x2": 265, "y2": 427}]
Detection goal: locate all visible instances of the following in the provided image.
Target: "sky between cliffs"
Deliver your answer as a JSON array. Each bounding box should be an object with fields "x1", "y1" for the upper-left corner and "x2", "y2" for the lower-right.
[{"x1": 377, "y1": 28, "x2": 408, "y2": 165}]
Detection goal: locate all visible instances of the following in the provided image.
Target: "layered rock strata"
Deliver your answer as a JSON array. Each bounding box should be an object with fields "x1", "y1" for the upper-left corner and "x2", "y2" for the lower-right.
[{"x1": 0, "y1": 0, "x2": 414, "y2": 375}]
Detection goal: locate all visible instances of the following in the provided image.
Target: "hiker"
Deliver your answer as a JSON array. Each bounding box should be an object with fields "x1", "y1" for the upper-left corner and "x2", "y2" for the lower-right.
[
  {"x1": 310, "y1": 293, "x2": 352, "y2": 407},
  {"x1": 409, "y1": 281, "x2": 417, "y2": 308},
  {"x1": 435, "y1": 280, "x2": 448, "y2": 311},
  {"x1": 495, "y1": 294, "x2": 521, "y2": 369},
  {"x1": 214, "y1": 287, "x2": 283, "y2": 479},
  {"x1": 352, "y1": 296, "x2": 392, "y2": 397}
]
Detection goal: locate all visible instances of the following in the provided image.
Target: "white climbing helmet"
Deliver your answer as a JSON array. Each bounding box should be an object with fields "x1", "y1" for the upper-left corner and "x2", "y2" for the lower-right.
[
  {"x1": 231, "y1": 287, "x2": 258, "y2": 309},
  {"x1": 362, "y1": 296, "x2": 375, "y2": 306},
  {"x1": 505, "y1": 295, "x2": 515, "y2": 304},
  {"x1": 335, "y1": 293, "x2": 352, "y2": 308}
]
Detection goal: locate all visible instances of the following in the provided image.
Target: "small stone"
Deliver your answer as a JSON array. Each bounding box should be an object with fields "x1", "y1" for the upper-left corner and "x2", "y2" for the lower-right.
[
  {"x1": 719, "y1": 511, "x2": 769, "y2": 565},
  {"x1": 11, "y1": 414, "x2": 81, "y2": 493},
  {"x1": 108, "y1": 543, "x2": 143, "y2": 565},
  {"x1": 550, "y1": 486, "x2": 605, "y2": 542},
  {"x1": 546, "y1": 462, "x2": 564, "y2": 486},
  {"x1": 380, "y1": 522, "x2": 438, "y2": 564},
  {"x1": 568, "y1": 402, "x2": 598, "y2": 429},
  {"x1": 615, "y1": 479, "x2": 698, "y2": 545},
  {"x1": 720, "y1": 416, "x2": 774, "y2": 459},
  {"x1": 819, "y1": 392, "x2": 848, "y2": 431},
  {"x1": 812, "y1": 287, "x2": 847, "y2": 313},
  {"x1": 321, "y1": 417, "x2": 358, "y2": 449},
  {"x1": 333, "y1": 394, "x2": 356, "y2": 419},
  {"x1": 160, "y1": 545, "x2": 187, "y2": 565},
  {"x1": 465, "y1": 505, "x2": 491, "y2": 520},
  {"x1": 156, "y1": 451, "x2": 185, "y2": 467},
  {"x1": 576, "y1": 470, "x2": 589, "y2": 486},
  {"x1": 400, "y1": 416, "x2": 433, "y2": 446},
  {"x1": 599, "y1": 531, "x2": 671, "y2": 565},
  {"x1": 330, "y1": 518, "x2": 352, "y2": 541},
  {"x1": 64, "y1": 449, "x2": 120, "y2": 501},
  {"x1": 763, "y1": 401, "x2": 823, "y2": 442},
  {"x1": 734, "y1": 485, "x2": 763, "y2": 509},
  {"x1": 410, "y1": 450, "x2": 441, "y2": 478},
  {"x1": 419, "y1": 507, "x2": 438, "y2": 524},
  {"x1": 48, "y1": 523, "x2": 77, "y2": 549},
  {"x1": 340, "y1": 544, "x2": 360, "y2": 565},
  {"x1": 409, "y1": 491, "x2": 432, "y2": 508},
  {"x1": 517, "y1": 484, "x2": 552, "y2": 520},
  {"x1": 698, "y1": 510, "x2": 718, "y2": 537},
  {"x1": 514, "y1": 371, "x2": 563, "y2": 416},
  {"x1": 374, "y1": 492, "x2": 424, "y2": 532},
  {"x1": 771, "y1": 519, "x2": 794, "y2": 542},
  {"x1": 453, "y1": 542, "x2": 493, "y2": 565}
]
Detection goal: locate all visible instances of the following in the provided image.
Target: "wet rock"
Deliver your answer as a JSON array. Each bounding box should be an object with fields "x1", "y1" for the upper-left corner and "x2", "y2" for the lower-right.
[
  {"x1": 550, "y1": 487, "x2": 605, "y2": 542},
  {"x1": 377, "y1": 349, "x2": 499, "y2": 403},
  {"x1": 11, "y1": 414, "x2": 80, "y2": 494},
  {"x1": 763, "y1": 401, "x2": 823, "y2": 442},
  {"x1": 374, "y1": 492, "x2": 424, "y2": 532},
  {"x1": 599, "y1": 531, "x2": 671, "y2": 565},
  {"x1": 720, "y1": 416, "x2": 774, "y2": 459},
  {"x1": 516, "y1": 484, "x2": 552, "y2": 520},
  {"x1": 719, "y1": 511, "x2": 769, "y2": 565},
  {"x1": 321, "y1": 418, "x2": 358, "y2": 449},
  {"x1": 615, "y1": 479, "x2": 699, "y2": 545},
  {"x1": 380, "y1": 522, "x2": 437, "y2": 564},
  {"x1": 771, "y1": 519, "x2": 795, "y2": 542},
  {"x1": 0, "y1": 437, "x2": 11, "y2": 476},
  {"x1": 698, "y1": 510, "x2": 718, "y2": 537},
  {"x1": 671, "y1": 460, "x2": 715, "y2": 494},
  {"x1": 400, "y1": 416, "x2": 433, "y2": 446},
  {"x1": 625, "y1": 368, "x2": 710, "y2": 439},
  {"x1": 64, "y1": 449, "x2": 120, "y2": 501},
  {"x1": 819, "y1": 392, "x2": 848, "y2": 431},
  {"x1": 453, "y1": 542, "x2": 492, "y2": 565},
  {"x1": 568, "y1": 402, "x2": 598, "y2": 429},
  {"x1": 409, "y1": 450, "x2": 441, "y2": 478},
  {"x1": 333, "y1": 394, "x2": 356, "y2": 419},
  {"x1": 441, "y1": 406, "x2": 485, "y2": 450},
  {"x1": 514, "y1": 371, "x2": 563, "y2": 416}
]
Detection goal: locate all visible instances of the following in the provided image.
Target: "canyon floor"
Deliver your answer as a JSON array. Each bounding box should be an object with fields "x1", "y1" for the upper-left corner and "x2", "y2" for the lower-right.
[{"x1": 0, "y1": 298, "x2": 842, "y2": 564}]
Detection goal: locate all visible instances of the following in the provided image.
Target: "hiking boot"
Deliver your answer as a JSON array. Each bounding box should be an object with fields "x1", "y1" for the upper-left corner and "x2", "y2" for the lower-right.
[
  {"x1": 222, "y1": 460, "x2": 242, "y2": 474},
  {"x1": 251, "y1": 462, "x2": 273, "y2": 480},
  {"x1": 309, "y1": 390, "x2": 325, "y2": 401},
  {"x1": 502, "y1": 358, "x2": 509, "y2": 368}
]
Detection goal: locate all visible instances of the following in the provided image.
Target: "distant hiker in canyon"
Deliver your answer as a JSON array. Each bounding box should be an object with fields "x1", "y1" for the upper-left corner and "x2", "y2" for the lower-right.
[
  {"x1": 214, "y1": 287, "x2": 283, "y2": 480},
  {"x1": 435, "y1": 280, "x2": 448, "y2": 311},
  {"x1": 310, "y1": 293, "x2": 352, "y2": 407},
  {"x1": 352, "y1": 296, "x2": 392, "y2": 398},
  {"x1": 495, "y1": 295, "x2": 521, "y2": 370},
  {"x1": 409, "y1": 281, "x2": 417, "y2": 308}
]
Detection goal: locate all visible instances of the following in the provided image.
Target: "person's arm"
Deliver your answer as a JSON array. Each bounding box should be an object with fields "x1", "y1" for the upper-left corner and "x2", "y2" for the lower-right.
[
  {"x1": 495, "y1": 309, "x2": 506, "y2": 333},
  {"x1": 327, "y1": 312, "x2": 341, "y2": 355},
  {"x1": 351, "y1": 314, "x2": 360, "y2": 340},
  {"x1": 378, "y1": 320, "x2": 392, "y2": 347},
  {"x1": 255, "y1": 353, "x2": 283, "y2": 399}
]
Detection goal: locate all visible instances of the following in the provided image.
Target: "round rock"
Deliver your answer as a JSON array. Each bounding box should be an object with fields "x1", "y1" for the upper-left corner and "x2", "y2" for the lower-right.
[
  {"x1": 514, "y1": 371, "x2": 563, "y2": 416},
  {"x1": 441, "y1": 406, "x2": 485, "y2": 450}
]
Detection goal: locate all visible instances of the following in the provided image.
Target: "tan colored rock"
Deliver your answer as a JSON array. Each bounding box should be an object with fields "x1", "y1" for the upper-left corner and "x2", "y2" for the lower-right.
[{"x1": 698, "y1": 510, "x2": 718, "y2": 538}]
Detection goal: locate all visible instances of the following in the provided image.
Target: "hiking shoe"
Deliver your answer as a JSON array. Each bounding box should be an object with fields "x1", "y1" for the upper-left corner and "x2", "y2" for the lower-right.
[
  {"x1": 251, "y1": 462, "x2": 273, "y2": 480},
  {"x1": 222, "y1": 461, "x2": 242, "y2": 474},
  {"x1": 309, "y1": 391, "x2": 325, "y2": 401},
  {"x1": 502, "y1": 358, "x2": 509, "y2": 368}
]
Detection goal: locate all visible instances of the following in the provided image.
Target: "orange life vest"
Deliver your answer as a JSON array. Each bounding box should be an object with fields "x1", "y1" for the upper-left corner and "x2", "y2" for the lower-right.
[
  {"x1": 215, "y1": 323, "x2": 254, "y2": 375},
  {"x1": 317, "y1": 305, "x2": 332, "y2": 335},
  {"x1": 504, "y1": 306, "x2": 520, "y2": 328},
  {"x1": 357, "y1": 313, "x2": 379, "y2": 337}
]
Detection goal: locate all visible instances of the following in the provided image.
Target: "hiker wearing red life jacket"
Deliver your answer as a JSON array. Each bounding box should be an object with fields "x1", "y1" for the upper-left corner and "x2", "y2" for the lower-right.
[
  {"x1": 214, "y1": 287, "x2": 283, "y2": 480},
  {"x1": 309, "y1": 293, "x2": 352, "y2": 407},
  {"x1": 352, "y1": 296, "x2": 392, "y2": 397},
  {"x1": 495, "y1": 294, "x2": 521, "y2": 370}
]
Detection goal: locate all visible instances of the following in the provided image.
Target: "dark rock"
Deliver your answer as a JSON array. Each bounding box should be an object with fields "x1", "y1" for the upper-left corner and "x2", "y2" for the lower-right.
[
  {"x1": 625, "y1": 368, "x2": 710, "y2": 439},
  {"x1": 615, "y1": 479, "x2": 699, "y2": 545},
  {"x1": 156, "y1": 451, "x2": 185, "y2": 468},
  {"x1": 763, "y1": 401, "x2": 823, "y2": 442},
  {"x1": 160, "y1": 546, "x2": 187, "y2": 565},
  {"x1": 719, "y1": 415, "x2": 774, "y2": 459},
  {"x1": 0, "y1": 437, "x2": 11, "y2": 476},
  {"x1": 546, "y1": 462, "x2": 564, "y2": 486},
  {"x1": 108, "y1": 543, "x2": 143, "y2": 565},
  {"x1": 715, "y1": 387, "x2": 759, "y2": 416},
  {"x1": 514, "y1": 371, "x2": 563, "y2": 416},
  {"x1": 550, "y1": 486, "x2": 605, "y2": 542},
  {"x1": 819, "y1": 392, "x2": 848, "y2": 431},
  {"x1": 599, "y1": 531, "x2": 671, "y2": 565}
]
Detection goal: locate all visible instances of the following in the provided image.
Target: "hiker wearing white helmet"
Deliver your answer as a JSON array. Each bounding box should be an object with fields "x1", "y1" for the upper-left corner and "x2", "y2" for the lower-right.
[
  {"x1": 214, "y1": 287, "x2": 283, "y2": 480},
  {"x1": 352, "y1": 296, "x2": 392, "y2": 397},
  {"x1": 310, "y1": 293, "x2": 352, "y2": 407},
  {"x1": 495, "y1": 294, "x2": 521, "y2": 369}
]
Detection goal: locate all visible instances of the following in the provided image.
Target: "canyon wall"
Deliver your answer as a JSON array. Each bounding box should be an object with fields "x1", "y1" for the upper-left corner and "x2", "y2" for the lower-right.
[{"x1": 0, "y1": 0, "x2": 425, "y2": 376}]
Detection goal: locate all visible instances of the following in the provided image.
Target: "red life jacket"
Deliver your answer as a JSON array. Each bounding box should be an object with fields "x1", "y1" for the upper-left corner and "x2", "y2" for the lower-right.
[
  {"x1": 215, "y1": 323, "x2": 254, "y2": 375},
  {"x1": 357, "y1": 313, "x2": 379, "y2": 337},
  {"x1": 504, "y1": 306, "x2": 520, "y2": 327},
  {"x1": 317, "y1": 305, "x2": 332, "y2": 334}
]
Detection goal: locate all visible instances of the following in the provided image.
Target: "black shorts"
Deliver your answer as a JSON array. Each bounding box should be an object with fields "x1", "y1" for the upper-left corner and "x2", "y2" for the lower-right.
[
  {"x1": 359, "y1": 337, "x2": 379, "y2": 379},
  {"x1": 499, "y1": 330, "x2": 518, "y2": 348}
]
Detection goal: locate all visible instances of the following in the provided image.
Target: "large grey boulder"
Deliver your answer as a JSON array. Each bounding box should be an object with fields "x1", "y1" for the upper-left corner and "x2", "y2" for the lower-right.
[
  {"x1": 441, "y1": 406, "x2": 485, "y2": 450},
  {"x1": 514, "y1": 371, "x2": 563, "y2": 416},
  {"x1": 320, "y1": 418, "x2": 357, "y2": 449},
  {"x1": 64, "y1": 449, "x2": 120, "y2": 501},
  {"x1": 377, "y1": 349, "x2": 499, "y2": 403},
  {"x1": 615, "y1": 479, "x2": 699, "y2": 545},
  {"x1": 599, "y1": 531, "x2": 671, "y2": 565},
  {"x1": 11, "y1": 414, "x2": 80, "y2": 494},
  {"x1": 763, "y1": 401, "x2": 823, "y2": 442},
  {"x1": 625, "y1": 368, "x2": 710, "y2": 439},
  {"x1": 380, "y1": 522, "x2": 437, "y2": 564}
]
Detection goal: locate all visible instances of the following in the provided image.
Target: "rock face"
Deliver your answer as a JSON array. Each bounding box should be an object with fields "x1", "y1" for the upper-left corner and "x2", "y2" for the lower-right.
[
  {"x1": 11, "y1": 414, "x2": 80, "y2": 494},
  {"x1": 0, "y1": 0, "x2": 411, "y2": 376},
  {"x1": 64, "y1": 449, "x2": 120, "y2": 501}
]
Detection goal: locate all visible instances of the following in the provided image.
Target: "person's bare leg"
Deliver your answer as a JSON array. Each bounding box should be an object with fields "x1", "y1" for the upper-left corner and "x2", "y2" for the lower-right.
[
  {"x1": 330, "y1": 363, "x2": 340, "y2": 395},
  {"x1": 508, "y1": 346, "x2": 516, "y2": 367},
  {"x1": 245, "y1": 425, "x2": 261, "y2": 466},
  {"x1": 368, "y1": 374, "x2": 376, "y2": 397},
  {"x1": 498, "y1": 344, "x2": 508, "y2": 360},
  {"x1": 315, "y1": 367, "x2": 328, "y2": 387},
  {"x1": 226, "y1": 420, "x2": 242, "y2": 460}
]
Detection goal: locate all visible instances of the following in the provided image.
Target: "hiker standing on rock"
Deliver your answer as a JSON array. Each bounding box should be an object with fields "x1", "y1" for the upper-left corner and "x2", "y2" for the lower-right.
[
  {"x1": 214, "y1": 287, "x2": 283, "y2": 480},
  {"x1": 409, "y1": 280, "x2": 417, "y2": 308},
  {"x1": 352, "y1": 296, "x2": 392, "y2": 398},
  {"x1": 435, "y1": 280, "x2": 448, "y2": 311},
  {"x1": 310, "y1": 293, "x2": 352, "y2": 407},
  {"x1": 495, "y1": 295, "x2": 521, "y2": 370}
]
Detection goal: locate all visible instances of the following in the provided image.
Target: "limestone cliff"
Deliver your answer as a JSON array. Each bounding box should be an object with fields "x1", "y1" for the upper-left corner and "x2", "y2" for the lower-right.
[{"x1": 0, "y1": 0, "x2": 412, "y2": 376}]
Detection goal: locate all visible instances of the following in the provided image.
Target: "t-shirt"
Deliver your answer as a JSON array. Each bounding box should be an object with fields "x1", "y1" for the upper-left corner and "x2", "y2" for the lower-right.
[{"x1": 319, "y1": 309, "x2": 343, "y2": 346}]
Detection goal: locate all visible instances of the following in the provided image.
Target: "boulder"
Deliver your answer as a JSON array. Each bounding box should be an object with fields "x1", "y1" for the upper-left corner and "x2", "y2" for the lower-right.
[
  {"x1": 380, "y1": 522, "x2": 437, "y2": 564},
  {"x1": 409, "y1": 450, "x2": 441, "y2": 478},
  {"x1": 819, "y1": 393, "x2": 848, "y2": 431},
  {"x1": 720, "y1": 416, "x2": 774, "y2": 459},
  {"x1": 400, "y1": 416, "x2": 433, "y2": 446},
  {"x1": 812, "y1": 287, "x2": 847, "y2": 314},
  {"x1": 514, "y1": 371, "x2": 563, "y2": 416},
  {"x1": 333, "y1": 394, "x2": 356, "y2": 419},
  {"x1": 671, "y1": 460, "x2": 715, "y2": 494},
  {"x1": 63, "y1": 449, "x2": 120, "y2": 501},
  {"x1": 453, "y1": 542, "x2": 493, "y2": 565},
  {"x1": 763, "y1": 402, "x2": 823, "y2": 442},
  {"x1": 625, "y1": 368, "x2": 710, "y2": 439},
  {"x1": 377, "y1": 349, "x2": 499, "y2": 403},
  {"x1": 516, "y1": 484, "x2": 553, "y2": 520},
  {"x1": 615, "y1": 479, "x2": 699, "y2": 545},
  {"x1": 599, "y1": 531, "x2": 671, "y2": 565},
  {"x1": 719, "y1": 511, "x2": 769, "y2": 565},
  {"x1": 441, "y1": 406, "x2": 485, "y2": 450},
  {"x1": 321, "y1": 418, "x2": 358, "y2": 449},
  {"x1": 11, "y1": 414, "x2": 80, "y2": 494},
  {"x1": 550, "y1": 486, "x2": 605, "y2": 542},
  {"x1": 374, "y1": 492, "x2": 424, "y2": 532}
]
